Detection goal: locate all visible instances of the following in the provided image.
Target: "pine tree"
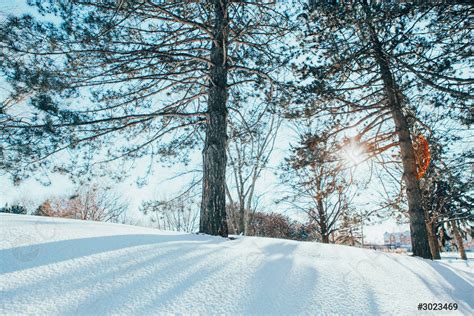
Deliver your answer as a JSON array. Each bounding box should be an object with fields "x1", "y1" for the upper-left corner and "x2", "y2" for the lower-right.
[
  {"x1": 290, "y1": 2, "x2": 472, "y2": 258},
  {"x1": 280, "y1": 129, "x2": 354, "y2": 244},
  {"x1": 0, "y1": 1, "x2": 290, "y2": 236},
  {"x1": 0, "y1": 203, "x2": 28, "y2": 215},
  {"x1": 421, "y1": 148, "x2": 473, "y2": 260},
  {"x1": 335, "y1": 213, "x2": 363, "y2": 247}
]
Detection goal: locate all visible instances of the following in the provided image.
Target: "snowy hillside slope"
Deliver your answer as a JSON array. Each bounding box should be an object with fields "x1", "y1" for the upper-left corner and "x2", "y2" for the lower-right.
[{"x1": 1, "y1": 214, "x2": 472, "y2": 315}]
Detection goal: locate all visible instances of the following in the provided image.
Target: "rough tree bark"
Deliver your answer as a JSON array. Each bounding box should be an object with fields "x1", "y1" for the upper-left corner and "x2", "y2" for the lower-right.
[
  {"x1": 426, "y1": 219, "x2": 441, "y2": 260},
  {"x1": 451, "y1": 220, "x2": 467, "y2": 260},
  {"x1": 200, "y1": 0, "x2": 229, "y2": 237},
  {"x1": 370, "y1": 28, "x2": 432, "y2": 259}
]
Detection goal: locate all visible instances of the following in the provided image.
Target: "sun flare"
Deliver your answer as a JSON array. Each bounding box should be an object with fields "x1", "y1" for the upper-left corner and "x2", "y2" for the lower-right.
[{"x1": 340, "y1": 139, "x2": 366, "y2": 167}]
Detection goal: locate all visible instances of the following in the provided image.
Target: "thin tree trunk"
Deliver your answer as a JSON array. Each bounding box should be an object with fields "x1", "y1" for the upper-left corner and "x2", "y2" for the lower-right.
[
  {"x1": 451, "y1": 220, "x2": 467, "y2": 260},
  {"x1": 370, "y1": 28, "x2": 431, "y2": 259},
  {"x1": 317, "y1": 198, "x2": 329, "y2": 243},
  {"x1": 244, "y1": 208, "x2": 254, "y2": 236},
  {"x1": 200, "y1": 0, "x2": 229, "y2": 237},
  {"x1": 238, "y1": 203, "x2": 245, "y2": 235},
  {"x1": 439, "y1": 228, "x2": 446, "y2": 251},
  {"x1": 426, "y1": 219, "x2": 441, "y2": 259}
]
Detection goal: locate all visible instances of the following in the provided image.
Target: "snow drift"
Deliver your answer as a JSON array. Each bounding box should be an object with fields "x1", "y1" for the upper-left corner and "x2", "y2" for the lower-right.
[{"x1": 1, "y1": 214, "x2": 472, "y2": 315}]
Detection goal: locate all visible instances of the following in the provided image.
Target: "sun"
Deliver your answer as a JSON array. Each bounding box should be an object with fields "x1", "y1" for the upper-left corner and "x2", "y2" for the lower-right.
[{"x1": 340, "y1": 138, "x2": 366, "y2": 167}]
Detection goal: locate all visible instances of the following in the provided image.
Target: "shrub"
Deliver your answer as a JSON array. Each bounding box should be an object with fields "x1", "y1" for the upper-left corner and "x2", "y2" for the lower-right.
[{"x1": 1, "y1": 204, "x2": 28, "y2": 215}]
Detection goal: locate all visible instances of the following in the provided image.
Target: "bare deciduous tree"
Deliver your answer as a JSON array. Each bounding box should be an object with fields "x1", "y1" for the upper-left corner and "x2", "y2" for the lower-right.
[{"x1": 226, "y1": 105, "x2": 281, "y2": 235}]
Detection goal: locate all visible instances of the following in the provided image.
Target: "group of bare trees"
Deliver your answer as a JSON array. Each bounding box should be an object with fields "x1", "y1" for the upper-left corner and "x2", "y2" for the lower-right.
[
  {"x1": 0, "y1": 1, "x2": 472, "y2": 259},
  {"x1": 26, "y1": 184, "x2": 128, "y2": 223},
  {"x1": 140, "y1": 191, "x2": 199, "y2": 233}
]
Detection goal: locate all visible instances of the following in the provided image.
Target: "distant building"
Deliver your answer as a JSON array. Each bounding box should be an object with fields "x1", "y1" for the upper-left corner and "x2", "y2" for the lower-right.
[
  {"x1": 384, "y1": 231, "x2": 412, "y2": 251},
  {"x1": 382, "y1": 230, "x2": 473, "y2": 254}
]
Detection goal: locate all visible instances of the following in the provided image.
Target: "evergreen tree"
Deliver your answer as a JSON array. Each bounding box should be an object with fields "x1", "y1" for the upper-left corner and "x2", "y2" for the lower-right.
[
  {"x1": 0, "y1": 203, "x2": 28, "y2": 215},
  {"x1": 335, "y1": 212, "x2": 363, "y2": 247},
  {"x1": 421, "y1": 146, "x2": 473, "y2": 260},
  {"x1": 290, "y1": 1, "x2": 472, "y2": 258},
  {"x1": 0, "y1": 1, "x2": 290, "y2": 236},
  {"x1": 280, "y1": 128, "x2": 354, "y2": 244}
]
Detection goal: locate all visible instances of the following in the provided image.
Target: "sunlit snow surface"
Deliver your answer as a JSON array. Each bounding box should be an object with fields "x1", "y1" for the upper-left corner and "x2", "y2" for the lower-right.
[{"x1": 1, "y1": 214, "x2": 472, "y2": 315}]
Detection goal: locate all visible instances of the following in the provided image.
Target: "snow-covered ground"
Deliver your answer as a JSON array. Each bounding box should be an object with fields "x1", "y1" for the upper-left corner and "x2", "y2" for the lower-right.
[
  {"x1": 1, "y1": 214, "x2": 472, "y2": 315},
  {"x1": 439, "y1": 252, "x2": 474, "y2": 274}
]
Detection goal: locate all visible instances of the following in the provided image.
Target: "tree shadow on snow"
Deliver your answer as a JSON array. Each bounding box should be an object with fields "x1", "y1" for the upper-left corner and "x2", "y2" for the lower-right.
[
  {"x1": 242, "y1": 242, "x2": 382, "y2": 314},
  {"x1": 390, "y1": 256, "x2": 473, "y2": 310},
  {"x1": 0, "y1": 233, "x2": 222, "y2": 274}
]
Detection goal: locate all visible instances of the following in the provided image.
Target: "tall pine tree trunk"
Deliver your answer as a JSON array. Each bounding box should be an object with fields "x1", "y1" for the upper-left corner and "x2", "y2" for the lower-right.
[
  {"x1": 389, "y1": 99, "x2": 431, "y2": 259},
  {"x1": 200, "y1": 0, "x2": 229, "y2": 237},
  {"x1": 370, "y1": 28, "x2": 431, "y2": 259},
  {"x1": 451, "y1": 220, "x2": 467, "y2": 260}
]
